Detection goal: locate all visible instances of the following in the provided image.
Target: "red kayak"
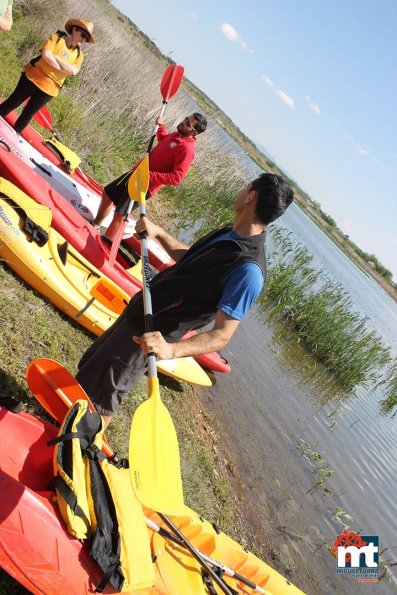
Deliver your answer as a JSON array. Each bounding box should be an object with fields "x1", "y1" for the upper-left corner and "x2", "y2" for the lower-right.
[
  {"x1": 0, "y1": 407, "x2": 112, "y2": 594},
  {"x1": 5, "y1": 108, "x2": 104, "y2": 195}
]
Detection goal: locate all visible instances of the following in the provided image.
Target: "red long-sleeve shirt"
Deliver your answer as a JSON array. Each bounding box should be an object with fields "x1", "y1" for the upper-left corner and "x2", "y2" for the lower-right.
[{"x1": 139, "y1": 125, "x2": 196, "y2": 196}]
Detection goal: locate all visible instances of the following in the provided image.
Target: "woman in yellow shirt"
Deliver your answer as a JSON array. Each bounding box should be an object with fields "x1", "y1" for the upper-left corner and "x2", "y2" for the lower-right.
[{"x1": 0, "y1": 18, "x2": 95, "y2": 133}]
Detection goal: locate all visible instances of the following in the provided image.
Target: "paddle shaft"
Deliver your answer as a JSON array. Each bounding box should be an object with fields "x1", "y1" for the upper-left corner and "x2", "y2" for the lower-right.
[
  {"x1": 135, "y1": 156, "x2": 235, "y2": 593},
  {"x1": 109, "y1": 66, "x2": 183, "y2": 266},
  {"x1": 118, "y1": 98, "x2": 168, "y2": 226},
  {"x1": 139, "y1": 225, "x2": 157, "y2": 378},
  {"x1": 158, "y1": 513, "x2": 234, "y2": 595},
  {"x1": 146, "y1": 101, "x2": 167, "y2": 154}
]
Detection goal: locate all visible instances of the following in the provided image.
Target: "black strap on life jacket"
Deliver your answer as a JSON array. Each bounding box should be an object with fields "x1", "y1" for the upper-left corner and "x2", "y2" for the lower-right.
[
  {"x1": 88, "y1": 452, "x2": 124, "y2": 592},
  {"x1": 44, "y1": 139, "x2": 73, "y2": 171},
  {"x1": 0, "y1": 396, "x2": 22, "y2": 413},
  {"x1": 49, "y1": 475, "x2": 91, "y2": 528},
  {"x1": 0, "y1": 193, "x2": 49, "y2": 247}
]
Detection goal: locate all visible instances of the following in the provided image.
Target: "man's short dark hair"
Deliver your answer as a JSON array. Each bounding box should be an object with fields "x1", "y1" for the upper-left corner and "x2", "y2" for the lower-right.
[
  {"x1": 252, "y1": 173, "x2": 294, "y2": 225},
  {"x1": 193, "y1": 113, "x2": 207, "y2": 134}
]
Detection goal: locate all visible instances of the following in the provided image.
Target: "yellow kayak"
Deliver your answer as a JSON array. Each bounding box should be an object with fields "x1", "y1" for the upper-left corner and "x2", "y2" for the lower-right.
[
  {"x1": 147, "y1": 506, "x2": 305, "y2": 594},
  {"x1": 0, "y1": 178, "x2": 212, "y2": 387}
]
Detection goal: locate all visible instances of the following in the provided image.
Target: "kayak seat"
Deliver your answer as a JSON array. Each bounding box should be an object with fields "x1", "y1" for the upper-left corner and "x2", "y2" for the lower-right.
[
  {"x1": 126, "y1": 261, "x2": 142, "y2": 281},
  {"x1": 100, "y1": 235, "x2": 137, "y2": 269},
  {"x1": 57, "y1": 240, "x2": 69, "y2": 266}
]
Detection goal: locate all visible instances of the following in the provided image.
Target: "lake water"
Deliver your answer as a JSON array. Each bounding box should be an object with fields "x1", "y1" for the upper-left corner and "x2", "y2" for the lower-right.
[{"x1": 189, "y1": 125, "x2": 397, "y2": 594}]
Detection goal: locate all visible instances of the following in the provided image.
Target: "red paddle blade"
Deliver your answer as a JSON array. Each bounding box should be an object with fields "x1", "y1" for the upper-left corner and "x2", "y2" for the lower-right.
[
  {"x1": 26, "y1": 358, "x2": 113, "y2": 457},
  {"x1": 160, "y1": 65, "x2": 184, "y2": 102},
  {"x1": 26, "y1": 358, "x2": 91, "y2": 420},
  {"x1": 32, "y1": 105, "x2": 53, "y2": 132}
]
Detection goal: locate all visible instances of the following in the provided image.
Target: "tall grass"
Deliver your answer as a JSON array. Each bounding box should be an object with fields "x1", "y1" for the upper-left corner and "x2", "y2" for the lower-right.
[
  {"x1": 380, "y1": 360, "x2": 397, "y2": 417},
  {"x1": 261, "y1": 228, "x2": 392, "y2": 390}
]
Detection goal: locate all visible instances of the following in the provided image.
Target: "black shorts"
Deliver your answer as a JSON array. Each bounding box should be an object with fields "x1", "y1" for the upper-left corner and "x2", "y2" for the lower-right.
[
  {"x1": 103, "y1": 169, "x2": 133, "y2": 215},
  {"x1": 104, "y1": 170, "x2": 150, "y2": 216}
]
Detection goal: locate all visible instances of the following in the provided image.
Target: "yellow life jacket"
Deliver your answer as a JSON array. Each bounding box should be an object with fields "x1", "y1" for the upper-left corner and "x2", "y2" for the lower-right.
[
  {"x1": 45, "y1": 136, "x2": 82, "y2": 173},
  {"x1": 49, "y1": 400, "x2": 155, "y2": 592}
]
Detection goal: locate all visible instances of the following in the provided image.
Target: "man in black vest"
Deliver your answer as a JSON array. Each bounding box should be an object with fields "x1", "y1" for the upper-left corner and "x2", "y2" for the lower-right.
[{"x1": 76, "y1": 173, "x2": 293, "y2": 428}]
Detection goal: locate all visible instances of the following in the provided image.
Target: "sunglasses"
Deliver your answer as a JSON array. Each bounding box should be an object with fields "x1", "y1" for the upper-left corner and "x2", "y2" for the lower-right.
[
  {"x1": 184, "y1": 117, "x2": 198, "y2": 132},
  {"x1": 76, "y1": 28, "x2": 89, "y2": 42}
]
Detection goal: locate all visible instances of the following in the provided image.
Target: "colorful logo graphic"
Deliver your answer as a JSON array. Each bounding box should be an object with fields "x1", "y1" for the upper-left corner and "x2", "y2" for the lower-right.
[{"x1": 332, "y1": 530, "x2": 379, "y2": 582}]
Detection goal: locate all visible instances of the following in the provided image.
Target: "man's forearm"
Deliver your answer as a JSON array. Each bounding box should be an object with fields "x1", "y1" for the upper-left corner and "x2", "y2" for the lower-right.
[
  {"x1": 153, "y1": 227, "x2": 189, "y2": 262},
  {"x1": 171, "y1": 328, "x2": 231, "y2": 358},
  {"x1": 133, "y1": 312, "x2": 240, "y2": 361}
]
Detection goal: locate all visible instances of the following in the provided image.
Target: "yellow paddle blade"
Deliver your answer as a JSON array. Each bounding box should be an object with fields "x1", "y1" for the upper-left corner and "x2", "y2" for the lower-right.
[
  {"x1": 128, "y1": 155, "x2": 149, "y2": 206},
  {"x1": 129, "y1": 377, "x2": 185, "y2": 515},
  {"x1": 89, "y1": 276, "x2": 129, "y2": 315}
]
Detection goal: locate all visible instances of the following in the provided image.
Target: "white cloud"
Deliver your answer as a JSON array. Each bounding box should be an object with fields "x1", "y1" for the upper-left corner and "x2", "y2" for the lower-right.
[
  {"x1": 188, "y1": 10, "x2": 198, "y2": 20},
  {"x1": 220, "y1": 23, "x2": 239, "y2": 41},
  {"x1": 275, "y1": 89, "x2": 296, "y2": 110},
  {"x1": 219, "y1": 23, "x2": 254, "y2": 53},
  {"x1": 343, "y1": 131, "x2": 370, "y2": 156},
  {"x1": 355, "y1": 144, "x2": 370, "y2": 156},
  {"x1": 261, "y1": 74, "x2": 295, "y2": 110},
  {"x1": 305, "y1": 95, "x2": 321, "y2": 115},
  {"x1": 261, "y1": 74, "x2": 274, "y2": 87}
]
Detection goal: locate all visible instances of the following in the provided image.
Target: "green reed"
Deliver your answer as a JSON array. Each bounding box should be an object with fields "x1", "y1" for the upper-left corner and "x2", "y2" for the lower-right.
[
  {"x1": 379, "y1": 360, "x2": 397, "y2": 417},
  {"x1": 260, "y1": 228, "x2": 392, "y2": 389}
]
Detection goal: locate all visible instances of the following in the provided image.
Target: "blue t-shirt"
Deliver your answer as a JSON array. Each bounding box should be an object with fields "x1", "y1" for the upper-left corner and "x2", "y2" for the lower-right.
[{"x1": 205, "y1": 229, "x2": 264, "y2": 321}]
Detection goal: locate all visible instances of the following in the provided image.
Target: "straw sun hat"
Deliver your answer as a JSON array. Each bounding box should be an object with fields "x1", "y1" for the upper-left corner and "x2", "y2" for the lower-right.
[{"x1": 65, "y1": 19, "x2": 95, "y2": 44}]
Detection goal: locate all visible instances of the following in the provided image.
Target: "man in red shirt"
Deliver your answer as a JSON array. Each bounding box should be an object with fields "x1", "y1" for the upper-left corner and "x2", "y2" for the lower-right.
[{"x1": 93, "y1": 112, "x2": 207, "y2": 239}]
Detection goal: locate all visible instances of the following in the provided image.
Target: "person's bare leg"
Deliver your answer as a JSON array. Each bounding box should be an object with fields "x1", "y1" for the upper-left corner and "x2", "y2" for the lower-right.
[
  {"x1": 101, "y1": 414, "x2": 112, "y2": 430},
  {"x1": 93, "y1": 190, "x2": 114, "y2": 226},
  {"x1": 105, "y1": 211, "x2": 124, "y2": 240}
]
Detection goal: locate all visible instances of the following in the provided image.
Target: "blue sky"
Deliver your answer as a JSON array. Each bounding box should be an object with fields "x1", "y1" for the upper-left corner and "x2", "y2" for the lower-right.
[{"x1": 111, "y1": 0, "x2": 397, "y2": 280}]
